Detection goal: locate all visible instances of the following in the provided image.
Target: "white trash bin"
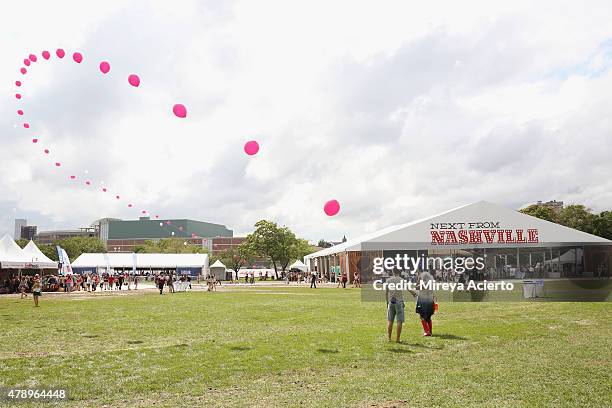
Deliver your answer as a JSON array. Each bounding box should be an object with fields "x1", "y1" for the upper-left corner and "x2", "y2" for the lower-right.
[{"x1": 523, "y1": 280, "x2": 536, "y2": 299}]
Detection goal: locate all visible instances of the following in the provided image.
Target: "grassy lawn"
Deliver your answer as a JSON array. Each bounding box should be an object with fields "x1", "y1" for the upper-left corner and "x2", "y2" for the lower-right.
[{"x1": 0, "y1": 286, "x2": 610, "y2": 407}]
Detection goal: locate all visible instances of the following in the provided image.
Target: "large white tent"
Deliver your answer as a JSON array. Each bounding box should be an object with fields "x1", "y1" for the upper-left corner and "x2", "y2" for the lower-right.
[
  {"x1": 305, "y1": 201, "x2": 612, "y2": 278},
  {"x1": 72, "y1": 253, "x2": 209, "y2": 274},
  {"x1": 22, "y1": 240, "x2": 59, "y2": 269}
]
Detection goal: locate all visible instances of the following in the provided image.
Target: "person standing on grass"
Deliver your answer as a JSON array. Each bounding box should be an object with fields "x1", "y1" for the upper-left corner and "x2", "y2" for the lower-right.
[
  {"x1": 385, "y1": 270, "x2": 406, "y2": 343},
  {"x1": 310, "y1": 271, "x2": 317, "y2": 289},
  {"x1": 19, "y1": 277, "x2": 28, "y2": 299},
  {"x1": 134, "y1": 274, "x2": 139, "y2": 290},
  {"x1": 157, "y1": 274, "x2": 165, "y2": 294},
  {"x1": 32, "y1": 274, "x2": 42, "y2": 307},
  {"x1": 341, "y1": 272, "x2": 348, "y2": 289},
  {"x1": 410, "y1": 271, "x2": 436, "y2": 337},
  {"x1": 353, "y1": 272, "x2": 361, "y2": 288}
]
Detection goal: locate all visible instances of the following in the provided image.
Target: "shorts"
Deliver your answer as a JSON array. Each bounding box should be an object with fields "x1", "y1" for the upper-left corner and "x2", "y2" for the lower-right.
[
  {"x1": 416, "y1": 298, "x2": 434, "y2": 320},
  {"x1": 387, "y1": 301, "x2": 405, "y2": 323}
]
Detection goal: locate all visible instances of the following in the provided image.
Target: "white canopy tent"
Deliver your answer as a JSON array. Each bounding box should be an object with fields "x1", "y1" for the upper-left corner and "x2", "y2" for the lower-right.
[
  {"x1": 22, "y1": 240, "x2": 59, "y2": 269},
  {"x1": 209, "y1": 259, "x2": 228, "y2": 280},
  {"x1": 0, "y1": 234, "x2": 33, "y2": 269},
  {"x1": 289, "y1": 259, "x2": 308, "y2": 271}
]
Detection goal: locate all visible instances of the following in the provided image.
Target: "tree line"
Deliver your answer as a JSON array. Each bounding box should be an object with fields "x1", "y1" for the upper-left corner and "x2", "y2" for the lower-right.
[{"x1": 520, "y1": 204, "x2": 612, "y2": 240}]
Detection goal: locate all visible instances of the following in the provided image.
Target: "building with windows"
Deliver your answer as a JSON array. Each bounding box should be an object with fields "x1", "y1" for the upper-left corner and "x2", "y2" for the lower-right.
[
  {"x1": 95, "y1": 217, "x2": 233, "y2": 252},
  {"x1": 14, "y1": 219, "x2": 27, "y2": 239}
]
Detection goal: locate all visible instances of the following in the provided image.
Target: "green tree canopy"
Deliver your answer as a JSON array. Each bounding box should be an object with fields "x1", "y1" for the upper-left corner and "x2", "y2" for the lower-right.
[{"x1": 134, "y1": 239, "x2": 207, "y2": 254}]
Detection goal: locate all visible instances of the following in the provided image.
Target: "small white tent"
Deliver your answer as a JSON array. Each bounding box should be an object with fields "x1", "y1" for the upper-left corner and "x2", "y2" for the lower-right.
[
  {"x1": 22, "y1": 241, "x2": 59, "y2": 269},
  {"x1": 0, "y1": 234, "x2": 31, "y2": 269},
  {"x1": 209, "y1": 259, "x2": 228, "y2": 280},
  {"x1": 289, "y1": 259, "x2": 308, "y2": 271}
]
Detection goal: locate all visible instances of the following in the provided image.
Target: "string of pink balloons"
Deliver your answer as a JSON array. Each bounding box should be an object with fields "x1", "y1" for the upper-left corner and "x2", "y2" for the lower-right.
[{"x1": 15, "y1": 47, "x2": 340, "y2": 219}]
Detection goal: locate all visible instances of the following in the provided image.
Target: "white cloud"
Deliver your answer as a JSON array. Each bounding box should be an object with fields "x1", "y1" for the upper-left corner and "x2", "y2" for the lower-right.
[{"x1": 1, "y1": 0, "x2": 611, "y2": 242}]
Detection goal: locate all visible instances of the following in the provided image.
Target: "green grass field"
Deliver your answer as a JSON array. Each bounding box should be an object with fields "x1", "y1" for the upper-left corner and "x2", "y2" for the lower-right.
[{"x1": 0, "y1": 286, "x2": 610, "y2": 407}]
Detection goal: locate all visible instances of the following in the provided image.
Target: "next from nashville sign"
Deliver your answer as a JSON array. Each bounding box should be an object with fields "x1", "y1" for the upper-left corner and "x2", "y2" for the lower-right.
[{"x1": 430, "y1": 222, "x2": 539, "y2": 245}]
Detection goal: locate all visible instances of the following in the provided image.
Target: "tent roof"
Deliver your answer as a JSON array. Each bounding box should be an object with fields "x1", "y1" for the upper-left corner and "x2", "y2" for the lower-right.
[
  {"x1": 0, "y1": 234, "x2": 31, "y2": 267},
  {"x1": 305, "y1": 201, "x2": 612, "y2": 259},
  {"x1": 210, "y1": 259, "x2": 226, "y2": 269},
  {"x1": 72, "y1": 253, "x2": 209, "y2": 268},
  {"x1": 22, "y1": 241, "x2": 57, "y2": 267},
  {"x1": 289, "y1": 259, "x2": 307, "y2": 270}
]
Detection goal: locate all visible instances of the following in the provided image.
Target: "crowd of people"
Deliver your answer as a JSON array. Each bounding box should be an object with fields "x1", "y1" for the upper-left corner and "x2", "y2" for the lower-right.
[{"x1": 154, "y1": 273, "x2": 192, "y2": 294}]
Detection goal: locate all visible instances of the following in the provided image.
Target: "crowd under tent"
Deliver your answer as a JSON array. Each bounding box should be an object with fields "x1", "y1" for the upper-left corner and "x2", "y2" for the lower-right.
[
  {"x1": 304, "y1": 201, "x2": 612, "y2": 281},
  {"x1": 72, "y1": 253, "x2": 209, "y2": 277}
]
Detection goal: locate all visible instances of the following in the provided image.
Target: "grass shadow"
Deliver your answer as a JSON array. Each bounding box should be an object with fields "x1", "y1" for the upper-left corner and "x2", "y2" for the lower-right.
[
  {"x1": 387, "y1": 348, "x2": 412, "y2": 354},
  {"x1": 127, "y1": 340, "x2": 144, "y2": 345},
  {"x1": 433, "y1": 333, "x2": 467, "y2": 340},
  {"x1": 81, "y1": 334, "x2": 99, "y2": 339},
  {"x1": 407, "y1": 343, "x2": 444, "y2": 350},
  {"x1": 316, "y1": 348, "x2": 339, "y2": 354},
  {"x1": 230, "y1": 345, "x2": 253, "y2": 351}
]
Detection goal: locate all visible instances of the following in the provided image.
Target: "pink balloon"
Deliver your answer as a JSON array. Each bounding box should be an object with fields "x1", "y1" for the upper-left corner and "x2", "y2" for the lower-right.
[
  {"x1": 323, "y1": 199, "x2": 340, "y2": 216},
  {"x1": 56, "y1": 48, "x2": 65, "y2": 58},
  {"x1": 128, "y1": 203, "x2": 133, "y2": 208},
  {"x1": 85, "y1": 181, "x2": 91, "y2": 185},
  {"x1": 15, "y1": 81, "x2": 21, "y2": 87},
  {"x1": 23, "y1": 123, "x2": 29, "y2": 128},
  {"x1": 102, "y1": 188, "x2": 107, "y2": 192},
  {"x1": 29, "y1": 54, "x2": 37, "y2": 62},
  {"x1": 32, "y1": 138, "x2": 38, "y2": 143},
  {"x1": 73, "y1": 52, "x2": 83, "y2": 63},
  {"x1": 172, "y1": 103, "x2": 187, "y2": 118},
  {"x1": 70, "y1": 175, "x2": 76, "y2": 180},
  {"x1": 55, "y1": 162, "x2": 61, "y2": 167},
  {"x1": 128, "y1": 74, "x2": 140, "y2": 87},
  {"x1": 244, "y1": 140, "x2": 259, "y2": 156},
  {"x1": 20, "y1": 68, "x2": 27, "y2": 74},
  {"x1": 44, "y1": 149, "x2": 49, "y2": 154},
  {"x1": 141, "y1": 210, "x2": 147, "y2": 214},
  {"x1": 154, "y1": 215, "x2": 159, "y2": 218},
  {"x1": 24, "y1": 59, "x2": 31, "y2": 66},
  {"x1": 15, "y1": 93, "x2": 21, "y2": 99},
  {"x1": 42, "y1": 50, "x2": 50, "y2": 60},
  {"x1": 17, "y1": 109, "x2": 23, "y2": 115},
  {"x1": 115, "y1": 195, "x2": 120, "y2": 200},
  {"x1": 99, "y1": 61, "x2": 110, "y2": 74}
]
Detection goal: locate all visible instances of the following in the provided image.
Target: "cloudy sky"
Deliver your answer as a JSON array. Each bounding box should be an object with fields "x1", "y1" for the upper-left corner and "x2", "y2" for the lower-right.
[{"x1": 1, "y1": 0, "x2": 611, "y2": 242}]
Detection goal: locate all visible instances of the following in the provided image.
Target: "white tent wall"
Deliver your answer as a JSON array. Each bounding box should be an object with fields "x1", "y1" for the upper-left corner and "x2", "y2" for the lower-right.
[{"x1": 72, "y1": 253, "x2": 209, "y2": 276}]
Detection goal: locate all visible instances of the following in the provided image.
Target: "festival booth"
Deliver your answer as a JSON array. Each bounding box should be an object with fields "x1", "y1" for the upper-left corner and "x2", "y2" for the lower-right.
[
  {"x1": 305, "y1": 201, "x2": 612, "y2": 282},
  {"x1": 0, "y1": 235, "x2": 31, "y2": 285},
  {"x1": 72, "y1": 253, "x2": 208, "y2": 278},
  {"x1": 209, "y1": 259, "x2": 229, "y2": 280},
  {"x1": 289, "y1": 259, "x2": 308, "y2": 271}
]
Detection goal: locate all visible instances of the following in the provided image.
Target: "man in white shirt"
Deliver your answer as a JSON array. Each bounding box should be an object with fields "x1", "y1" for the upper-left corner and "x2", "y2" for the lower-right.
[{"x1": 385, "y1": 270, "x2": 406, "y2": 343}]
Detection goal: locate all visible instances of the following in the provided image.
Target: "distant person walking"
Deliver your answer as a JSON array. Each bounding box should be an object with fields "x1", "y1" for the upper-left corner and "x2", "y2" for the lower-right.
[
  {"x1": 385, "y1": 270, "x2": 406, "y2": 343},
  {"x1": 310, "y1": 271, "x2": 317, "y2": 289},
  {"x1": 157, "y1": 274, "x2": 165, "y2": 295},
  {"x1": 341, "y1": 273, "x2": 348, "y2": 289},
  {"x1": 32, "y1": 275, "x2": 42, "y2": 307}
]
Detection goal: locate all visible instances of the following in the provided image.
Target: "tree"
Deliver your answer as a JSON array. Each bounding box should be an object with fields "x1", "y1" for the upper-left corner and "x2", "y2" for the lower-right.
[
  {"x1": 15, "y1": 239, "x2": 29, "y2": 248},
  {"x1": 134, "y1": 239, "x2": 207, "y2": 254},
  {"x1": 290, "y1": 238, "x2": 316, "y2": 265},
  {"x1": 592, "y1": 211, "x2": 612, "y2": 240},
  {"x1": 317, "y1": 239, "x2": 333, "y2": 248},
  {"x1": 245, "y1": 220, "x2": 297, "y2": 279},
  {"x1": 519, "y1": 205, "x2": 558, "y2": 223},
  {"x1": 216, "y1": 244, "x2": 255, "y2": 279},
  {"x1": 557, "y1": 205, "x2": 596, "y2": 234},
  {"x1": 55, "y1": 237, "x2": 107, "y2": 261}
]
